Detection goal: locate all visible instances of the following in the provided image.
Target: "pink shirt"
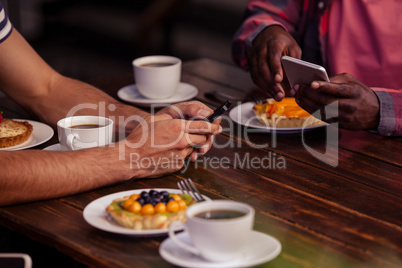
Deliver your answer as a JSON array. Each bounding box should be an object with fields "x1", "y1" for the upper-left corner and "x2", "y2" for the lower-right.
[
  {"x1": 232, "y1": 0, "x2": 402, "y2": 136},
  {"x1": 327, "y1": 0, "x2": 402, "y2": 89}
]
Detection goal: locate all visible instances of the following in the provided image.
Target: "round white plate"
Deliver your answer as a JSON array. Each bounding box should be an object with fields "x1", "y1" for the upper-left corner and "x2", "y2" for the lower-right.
[
  {"x1": 0, "y1": 120, "x2": 54, "y2": 151},
  {"x1": 159, "y1": 230, "x2": 281, "y2": 268},
  {"x1": 229, "y1": 102, "x2": 327, "y2": 134},
  {"x1": 117, "y1": 82, "x2": 198, "y2": 108},
  {"x1": 43, "y1": 143, "x2": 64, "y2": 151},
  {"x1": 83, "y1": 188, "x2": 210, "y2": 236}
]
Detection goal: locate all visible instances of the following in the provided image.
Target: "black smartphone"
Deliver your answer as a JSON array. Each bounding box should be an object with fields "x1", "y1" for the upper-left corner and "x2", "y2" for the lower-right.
[{"x1": 206, "y1": 100, "x2": 232, "y2": 122}]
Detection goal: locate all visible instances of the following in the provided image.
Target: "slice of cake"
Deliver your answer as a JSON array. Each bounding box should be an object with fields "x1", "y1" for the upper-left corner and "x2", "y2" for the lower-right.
[
  {"x1": 252, "y1": 98, "x2": 325, "y2": 128},
  {"x1": 0, "y1": 119, "x2": 33, "y2": 148}
]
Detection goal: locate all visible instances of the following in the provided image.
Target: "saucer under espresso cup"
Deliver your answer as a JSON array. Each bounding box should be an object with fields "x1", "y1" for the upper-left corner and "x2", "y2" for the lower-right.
[
  {"x1": 57, "y1": 116, "x2": 113, "y2": 151},
  {"x1": 168, "y1": 200, "x2": 255, "y2": 262},
  {"x1": 160, "y1": 230, "x2": 282, "y2": 267},
  {"x1": 133, "y1": 55, "x2": 181, "y2": 99}
]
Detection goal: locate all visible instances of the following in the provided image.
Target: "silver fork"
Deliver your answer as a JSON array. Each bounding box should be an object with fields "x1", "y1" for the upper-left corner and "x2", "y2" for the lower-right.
[{"x1": 178, "y1": 178, "x2": 206, "y2": 202}]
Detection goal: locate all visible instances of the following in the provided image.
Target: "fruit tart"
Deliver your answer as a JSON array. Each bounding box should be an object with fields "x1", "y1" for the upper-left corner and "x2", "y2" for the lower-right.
[
  {"x1": 252, "y1": 98, "x2": 325, "y2": 128},
  {"x1": 106, "y1": 189, "x2": 196, "y2": 230}
]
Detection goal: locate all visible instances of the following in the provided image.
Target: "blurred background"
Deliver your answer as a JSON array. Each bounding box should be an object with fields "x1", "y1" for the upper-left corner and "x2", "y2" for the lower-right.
[{"x1": 3, "y1": 0, "x2": 248, "y2": 81}]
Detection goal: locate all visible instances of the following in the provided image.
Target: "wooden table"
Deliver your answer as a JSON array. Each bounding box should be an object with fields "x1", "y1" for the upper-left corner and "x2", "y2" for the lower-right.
[{"x1": 1, "y1": 58, "x2": 401, "y2": 267}]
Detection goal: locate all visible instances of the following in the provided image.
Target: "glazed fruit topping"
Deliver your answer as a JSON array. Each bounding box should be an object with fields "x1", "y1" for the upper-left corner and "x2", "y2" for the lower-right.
[{"x1": 120, "y1": 190, "x2": 192, "y2": 215}]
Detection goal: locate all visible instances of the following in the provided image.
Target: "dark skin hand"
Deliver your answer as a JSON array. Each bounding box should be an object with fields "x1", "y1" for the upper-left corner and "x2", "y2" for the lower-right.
[
  {"x1": 247, "y1": 25, "x2": 301, "y2": 101},
  {"x1": 292, "y1": 73, "x2": 380, "y2": 130}
]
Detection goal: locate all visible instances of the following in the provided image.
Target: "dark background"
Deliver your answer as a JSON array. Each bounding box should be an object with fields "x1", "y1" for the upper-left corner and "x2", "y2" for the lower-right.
[{"x1": 3, "y1": 0, "x2": 248, "y2": 81}]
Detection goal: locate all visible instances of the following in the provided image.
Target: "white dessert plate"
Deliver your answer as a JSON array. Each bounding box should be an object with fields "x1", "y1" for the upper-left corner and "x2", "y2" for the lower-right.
[
  {"x1": 159, "y1": 230, "x2": 281, "y2": 268},
  {"x1": 83, "y1": 188, "x2": 211, "y2": 236},
  {"x1": 0, "y1": 120, "x2": 54, "y2": 151},
  {"x1": 117, "y1": 83, "x2": 198, "y2": 108},
  {"x1": 229, "y1": 102, "x2": 327, "y2": 134}
]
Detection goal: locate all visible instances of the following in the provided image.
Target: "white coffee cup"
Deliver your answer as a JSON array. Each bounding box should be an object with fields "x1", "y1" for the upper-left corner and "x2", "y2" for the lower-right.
[
  {"x1": 133, "y1": 55, "x2": 181, "y2": 99},
  {"x1": 168, "y1": 200, "x2": 255, "y2": 262},
  {"x1": 57, "y1": 116, "x2": 114, "y2": 151}
]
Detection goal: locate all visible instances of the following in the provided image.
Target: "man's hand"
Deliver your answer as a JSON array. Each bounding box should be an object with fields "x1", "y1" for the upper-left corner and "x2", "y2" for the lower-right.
[
  {"x1": 157, "y1": 101, "x2": 222, "y2": 158},
  {"x1": 293, "y1": 73, "x2": 380, "y2": 130},
  {"x1": 248, "y1": 25, "x2": 301, "y2": 101},
  {"x1": 122, "y1": 114, "x2": 222, "y2": 178}
]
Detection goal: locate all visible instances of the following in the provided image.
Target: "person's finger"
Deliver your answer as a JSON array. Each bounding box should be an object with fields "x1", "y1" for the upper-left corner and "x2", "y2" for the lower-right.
[
  {"x1": 268, "y1": 46, "x2": 284, "y2": 84},
  {"x1": 295, "y1": 94, "x2": 321, "y2": 114},
  {"x1": 184, "y1": 120, "x2": 222, "y2": 134},
  {"x1": 160, "y1": 101, "x2": 213, "y2": 120},
  {"x1": 267, "y1": 43, "x2": 287, "y2": 101},
  {"x1": 183, "y1": 133, "x2": 209, "y2": 147},
  {"x1": 199, "y1": 134, "x2": 214, "y2": 154},
  {"x1": 254, "y1": 44, "x2": 272, "y2": 92},
  {"x1": 190, "y1": 150, "x2": 202, "y2": 162},
  {"x1": 310, "y1": 81, "x2": 357, "y2": 99},
  {"x1": 151, "y1": 113, "x2": 173, "y2": 122},
  {"x1": 288, "y1": 43, "x2": 302, "y2": 59},
  {"x1": 296, "y1": 84, "x2": 338, "y2": 106}
]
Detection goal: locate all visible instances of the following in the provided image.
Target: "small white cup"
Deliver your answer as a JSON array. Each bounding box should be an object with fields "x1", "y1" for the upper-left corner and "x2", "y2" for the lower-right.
[
  {"x1": 133, "y1": 55, "x2": 181, "y2": 99},
  {"x1": 57, "y1": 116, "x2": 114, "y2": 151},
  {"x1": 168, "y1": 200, "x2": 255, "y2": 262}
]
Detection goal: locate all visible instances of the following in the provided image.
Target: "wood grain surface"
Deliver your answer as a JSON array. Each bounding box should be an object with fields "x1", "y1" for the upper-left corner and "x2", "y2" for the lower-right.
[{"x1": 0, "y1": 58, "x2": 401, "y2": 268}]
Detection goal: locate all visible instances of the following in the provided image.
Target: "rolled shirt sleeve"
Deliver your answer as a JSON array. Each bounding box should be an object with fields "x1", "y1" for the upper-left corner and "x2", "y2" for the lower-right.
[
  {"x1": 373, "y1": 88, "x2": 402, "y2": 136},
  {"x1": 231, "y1": 0, "x2": 297, "y2": 70}
]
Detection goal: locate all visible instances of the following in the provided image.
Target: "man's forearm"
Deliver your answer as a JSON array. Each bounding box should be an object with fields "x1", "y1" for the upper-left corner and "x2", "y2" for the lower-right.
[
  {"x1": 0, "y1": 147, "x2": 132, "y2": 206},
  {"x1": 30, "y1": 75, "x2": 149, "y2": 128}
]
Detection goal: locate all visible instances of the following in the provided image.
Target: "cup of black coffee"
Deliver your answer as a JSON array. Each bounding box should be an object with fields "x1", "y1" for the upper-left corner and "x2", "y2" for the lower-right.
[
  {"x1": 132, "y1": 55, "x2": 181, "y2": 99},
  {"x1": 57, "y1": 116, "x2": 114, "y2": 151},
  {"x1": 168, "y1": 200, "x2": 255, "y2": 262}
]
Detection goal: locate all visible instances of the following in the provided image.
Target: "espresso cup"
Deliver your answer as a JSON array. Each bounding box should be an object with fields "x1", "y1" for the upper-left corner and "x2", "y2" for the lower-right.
[
  {"x1": 133, "y1": 55, "x2": 181, "y2": 99},
  {"x1": 57, "y1": 116, "x2": 114, "y2": 151},
  {"x1": 168, "y1": 200, "x2": 255, "y2": 262}
]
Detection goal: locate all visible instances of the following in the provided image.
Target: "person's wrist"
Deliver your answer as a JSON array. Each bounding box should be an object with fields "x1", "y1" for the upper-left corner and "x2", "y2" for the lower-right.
[
  {"x1": 106, "y1": 145, "x2": 138, "y2": 180},
  {"x1": 366, "y1": 90, "x2": 381, "y2": 130}
]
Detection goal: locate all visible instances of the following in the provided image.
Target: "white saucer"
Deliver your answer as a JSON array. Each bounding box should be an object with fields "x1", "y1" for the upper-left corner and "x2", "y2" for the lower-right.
[
  {"x1": 117, "y1": 83, "x2": 198, "y2": 108},
  {"x1": 43, "y1": 143, "x2": 64, "y2": 151},
  {"x1": 159, "y1": 230, "x2": 281, "y2": 268},
  {"x1": 82, "y1": 189, "x2": 211, "y2": 237},
  {"x1": 229, "y1": 102, "x2": 327, "y2": 134}
]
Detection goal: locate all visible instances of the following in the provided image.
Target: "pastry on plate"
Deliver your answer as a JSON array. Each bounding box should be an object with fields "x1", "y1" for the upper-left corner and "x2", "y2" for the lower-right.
[
  {"x1": 106, "y1": 189, "x2": 196, "y2": 230},
  {"x1": 0, "y1": 118, "x2": 33, "y2": 148},
  {"x1": 252, "y1": 98, "x2": 325, "y2": 128}
]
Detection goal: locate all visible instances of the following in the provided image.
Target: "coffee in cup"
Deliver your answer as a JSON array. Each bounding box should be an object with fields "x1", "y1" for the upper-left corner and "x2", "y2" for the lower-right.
[
  {"x1": 168, "y1": 200, "x2": 255, "y2": 262},
  {"x1": 57, "y1": 116, "x2": 114, "y2": 151},
  {"x1": 133, "y1": 55, "x2": 181, "y2": 99}
]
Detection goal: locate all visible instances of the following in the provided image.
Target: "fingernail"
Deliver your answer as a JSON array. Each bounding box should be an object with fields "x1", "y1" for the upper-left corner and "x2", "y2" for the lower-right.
[
  {"x1": 192, "y1": 152, "x2": 200, "y2": 162},
  {"x1": 217, "y1": 126, "x2": 223, "y2": 133},
  {"x1": 294, "y1": 84, "x2": 299, "y2": 91},
  {"x1": 311, "y1": 82, "x2": 319, "y2": 89},
  {"x1": 276, "y1": 92, "x2": 284, "y2": 101},
  {"x1": 200, "y1": 145, "x2": 209, "y2": 154},
  {"x1": 290, "y1": 89, "x2": 295, "y2": 96},
  {"x1": 275, "y1": 73, "x2": 282, "y2": 82}
]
